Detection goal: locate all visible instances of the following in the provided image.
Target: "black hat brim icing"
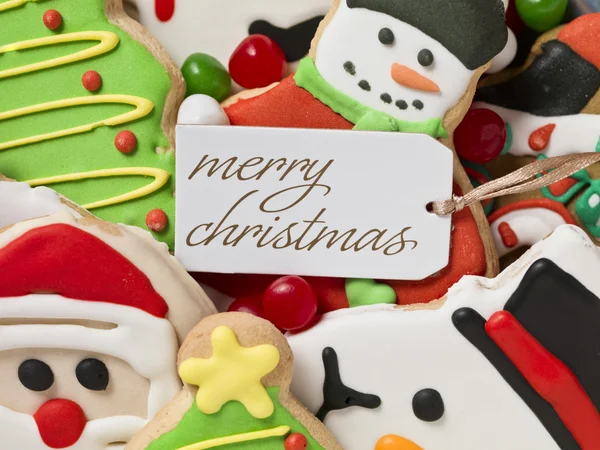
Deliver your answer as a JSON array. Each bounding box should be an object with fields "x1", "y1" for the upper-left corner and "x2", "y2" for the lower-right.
[{"x1": 347, "y1": 0, "x2": 508, "y2": 70}]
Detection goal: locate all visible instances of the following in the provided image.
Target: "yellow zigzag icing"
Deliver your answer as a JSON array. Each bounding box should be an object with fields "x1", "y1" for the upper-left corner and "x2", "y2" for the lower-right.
[
  {"x1": 176, "y1": 426, "x2": 291, "y2": 450},
  {"x1": 0, "y1": 26, "x2": 168, "y2": 208},
  {"x1": 26, "y1": 167, "x2": 171, "y2": 209},
  {"x1": 0, "y1": 0, "x2": 37, "y2": 13}
]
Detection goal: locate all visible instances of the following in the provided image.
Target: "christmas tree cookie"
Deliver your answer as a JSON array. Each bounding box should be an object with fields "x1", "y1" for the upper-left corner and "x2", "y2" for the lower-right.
[
  {"x1": 126, "y1": 313, "x2": 341, "y2": 450},
  {"x1": 0, "y1": 181, "x2": 215, "y2": 449},
  {"x1": 0, "y1": 0, "x2": 185, "y2": 248}
]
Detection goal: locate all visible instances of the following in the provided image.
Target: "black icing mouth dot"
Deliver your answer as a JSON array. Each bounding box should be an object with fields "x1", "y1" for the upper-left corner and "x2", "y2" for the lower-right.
[
  {"x1": 413, "y1": 100, "x2": 424, "y2": 110},
  {"x1": 380, "y1": 93, "x2": 392, "y2": 104},
  {"x1": 344, "y1": 61, "x2": 356, "y2": 76},
  {"x1": 358, "y1": 80, "x2": 371, "y2": 91},
  {"x1": 396, "y1": 100, "x2": 408, "y2": 110}
]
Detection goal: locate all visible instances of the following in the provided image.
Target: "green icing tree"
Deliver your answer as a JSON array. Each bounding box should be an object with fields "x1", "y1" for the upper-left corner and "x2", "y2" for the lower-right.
[{"x1": 0, "y1": 0, "x2": 183, "y2": 247}]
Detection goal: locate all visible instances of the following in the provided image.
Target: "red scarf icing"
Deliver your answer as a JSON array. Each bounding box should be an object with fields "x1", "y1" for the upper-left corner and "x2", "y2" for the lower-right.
[{"x1": 0, "y1": 224, "x2": 168, "y2": 317}]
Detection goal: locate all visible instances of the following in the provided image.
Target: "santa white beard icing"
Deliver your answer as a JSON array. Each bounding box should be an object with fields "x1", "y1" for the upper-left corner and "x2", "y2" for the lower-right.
[
  {"x1": 287, "y1": 225, "x2": 600, "y2": 449},
  {"x1": 314, "y1": 0, "x2": 507, "y2": 123},
  {"x1": 0, "y1": 205, "x2": 215, "y2": 448}
]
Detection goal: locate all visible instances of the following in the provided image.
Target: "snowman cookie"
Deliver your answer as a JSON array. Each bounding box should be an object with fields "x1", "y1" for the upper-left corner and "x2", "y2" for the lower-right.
[
  {"x1": 476, "y1": 13, "x2": 600, "y2": 157},
  {"x1": 0, "y1": 190, "x2": 216, "y2": 449},
  {"x1": 186, "y1": 0, "x2": 509, "y2": 312},
  {"x1": 288, "y1": 225, "x2": 600, "y2": 450},
  {"x1": 0, "y1": 0, "x2": 185, "y2": 249},
  {"x1": 126, "y1": 313, "x2": 341, "y2": 450}
]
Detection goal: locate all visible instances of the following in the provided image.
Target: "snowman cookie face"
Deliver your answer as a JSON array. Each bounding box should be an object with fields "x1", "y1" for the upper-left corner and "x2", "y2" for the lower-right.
[
  {"x1": 288, "y1": 225, "x2": 600, "y2": 450},
  {"x1": 131, "y1": 0, "x2": 331, "y2": 67},
  {"x1": 315, "y1": 3, "x2": 475, "y2": 122}
]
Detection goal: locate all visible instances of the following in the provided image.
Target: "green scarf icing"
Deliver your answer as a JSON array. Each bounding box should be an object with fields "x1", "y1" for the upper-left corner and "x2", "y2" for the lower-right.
[
  {"x1": 294, "y1": 58, "x2": 448, "y2": 138},
  {"x1": 145, "y1": 388, "x2": 325, "y2": 450}
]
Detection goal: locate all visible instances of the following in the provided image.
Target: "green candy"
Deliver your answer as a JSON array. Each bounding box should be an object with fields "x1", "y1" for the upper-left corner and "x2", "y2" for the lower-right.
[
  {"x1": 182, "y1": 53, "x2": 232, "y2": 102},
  {"x1": 516, "y1": 0, "x2": 568, "y2": 32},
  {"x1": 346, "y1": 278, "x2": 397, "y2": 308}
]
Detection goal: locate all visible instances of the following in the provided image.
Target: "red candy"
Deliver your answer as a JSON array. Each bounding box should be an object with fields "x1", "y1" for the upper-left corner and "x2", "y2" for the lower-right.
[
  {"x1": 284, "y1": 433, "x2": 309, "y2": 450},
  {"x1": 114, "y1": 130, "x2": 137, "y2": 154},
  {"x1": 227, "y1": 296, "x2": 265, "y2": 318},
  {"x1": 82, "y1": 70, "x2": 102, "y2": 92},
  {"x1": 263, "y1": 276, "x2": 318, "y2": 331},
  {"x1": 454, "y1": 108, "x2": 507, "y2": 164},
  {"x1": 146, "y1": 209, "x2": 168, "y2": 232},
  {"x1": 43, "y1": 10, "x2": 62, "y2": 30},
  {"x1": 229, "y1": 35, "x2": 287, "y2": 89}
]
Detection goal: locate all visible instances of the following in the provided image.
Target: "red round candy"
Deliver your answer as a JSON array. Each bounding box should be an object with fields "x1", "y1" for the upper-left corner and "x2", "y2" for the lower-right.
[
  {"x1": 263, "y1": 276, "x2": 318, "y2": 331},
  {"x1": 285, "y1": 433, "x2": 308, "y2": 450},
  {"x1": 114, "y1": 130, "x2": 137, "y2": 154},
  {"x1": 229, "y1": 34, "x2": 287, "y2": 89},
  {"x1": 454, "y1": 108, "x2": 507, "y2": 164},
  {"x1": 43, "y1": 9, "x2": 62, "y2": 30},
  {"x1": 227, "y1": 296, "x2": 265, "y2": 318},
  {"x1": 146, "y1": 209, "x2": 168, "y2": 232},
  {"x1": 82, "y1": 70, "x2": 102, "y2": 92}
]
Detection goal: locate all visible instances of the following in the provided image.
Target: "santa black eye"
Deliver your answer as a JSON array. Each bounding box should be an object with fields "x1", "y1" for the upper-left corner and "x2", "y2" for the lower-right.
[
  {"x1": 418, "y1": 49, "x2": 434, "y2": 67},
  {"x1": 412, "y1": 388, "x2": 445, "y2": 422},
  {"x1": 378, "y1": 28, "x2": 395, "y2": 45},
  {"x1": 76, "y1": 358, "x2": 109, "y2": 391},
  {"x1": 19, "y1": 359, "x2": 54, "y2": 392}
]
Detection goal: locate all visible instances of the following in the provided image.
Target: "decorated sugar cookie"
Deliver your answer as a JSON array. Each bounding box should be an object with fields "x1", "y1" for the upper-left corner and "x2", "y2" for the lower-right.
[
  {"x1": 187, "y1": 0, "x2": 509, "y2": 312},
  {"x1": 0, "y1": 201, "x2": 216, "y2": 448},
  {"x1": 0, "y1": 0, "x2": 185, "y2": 248},
  {"x1": 126, "y1": 313, "x2": 342, "y2": 450},
  {"x1": 476, "y1": 13, "x2": 600, "y2": 157},
  {"x1": 288, "y1": 225, "x2": 600, "y2": 450}
]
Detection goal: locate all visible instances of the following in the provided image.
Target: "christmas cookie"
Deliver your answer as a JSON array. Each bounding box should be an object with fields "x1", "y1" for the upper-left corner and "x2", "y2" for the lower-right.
[
  {"x1": 0, "y1": 206, "x2": 216, "y2": 448},
  {"x1": 0, "y1": 0, "x2": 185, "y2": 248},
  {"x1": 126, "y1": 313, "x2": 342, "y2": 450},
  {"x1": 128, "y1": 0, "x2": 331, "y2": 91},
  {"x1": 476, "y1": 13, "x2": 600, "y2": 157},
  {"x1": 288, "y1": 224, "x2": 600, "y2": 450},
  {"x1": 188, "y1": 0, "x2": 509, "y2": 311}
]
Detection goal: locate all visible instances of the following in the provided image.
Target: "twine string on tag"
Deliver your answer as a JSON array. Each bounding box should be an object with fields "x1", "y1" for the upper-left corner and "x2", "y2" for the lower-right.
[{"x1": 432, "y1": 153, "x2": 600, "y2": 216}]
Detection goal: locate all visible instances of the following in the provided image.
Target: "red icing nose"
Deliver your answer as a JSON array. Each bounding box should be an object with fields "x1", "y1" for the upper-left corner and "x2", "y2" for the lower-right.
[{"x1": 34, "y1": 399, "x2": 87, "y2": 449}]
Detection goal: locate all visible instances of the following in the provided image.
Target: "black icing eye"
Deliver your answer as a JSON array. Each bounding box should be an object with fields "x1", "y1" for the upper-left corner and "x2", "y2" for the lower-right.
[
  {"x1": 76, "y1": 358, "x2": 109, "y2": 391},
  {"x1": 378, "y1": 28, "x2": 395, "y2": 45},
  {"x1": 412, "y1": 388, "x2": 445, "y2": 422},
  {"x1": 418, "y1": 49, "x2": 434, "y2": 67},
  {"x1": 19, "y1": 359, "x2": 54, "y2": 392}
]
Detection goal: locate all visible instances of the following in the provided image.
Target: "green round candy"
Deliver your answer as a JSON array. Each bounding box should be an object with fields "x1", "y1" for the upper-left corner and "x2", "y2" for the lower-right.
[
  {"x1": 181, "y1": 53, "x2": 232, "y2": 102},
  {"x1": 516, "y1": 0, "x2": 568, "y2": 32}
]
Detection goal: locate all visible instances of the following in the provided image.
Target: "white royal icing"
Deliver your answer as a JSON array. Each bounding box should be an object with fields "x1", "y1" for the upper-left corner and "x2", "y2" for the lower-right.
[
  {"x1": 314, "y1": 1, "x2": 475, "y2": 123},
  {"x1": 0, "y1": 181, "x2": 80, "y2": 228},
  {"x1": 486, "y1": 28, "x2": 517, "y2": 74},
  {"x1": 130, "y1": 0, "x2": 330, "y2": 68},
  {"x1": 288, "y1": 225, "x2": 597, "y2": 450},
  {"x1": 474, "y1": 102, "x2": 600, "y2": 157}
]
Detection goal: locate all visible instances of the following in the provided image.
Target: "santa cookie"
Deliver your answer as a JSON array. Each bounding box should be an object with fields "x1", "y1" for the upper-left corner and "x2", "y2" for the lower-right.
[
  {"x1": 288, "y1": 225, "x2": 600, "y2": 449},
  {"x1": 476, "y1": 13, "x2": 600, "y2": 157},
  {"x1": 186, "y1": 0, "x2": 508, "y2": 313},
  {"x1": 0, "y1": 199, "x2": 216, "y2": 448},
  {"x1": 126, "y1": 313, "x2": 341, "y2": 450},
  {"x1": 0, "y1": 0, "x2": 185, "y2": 248}
]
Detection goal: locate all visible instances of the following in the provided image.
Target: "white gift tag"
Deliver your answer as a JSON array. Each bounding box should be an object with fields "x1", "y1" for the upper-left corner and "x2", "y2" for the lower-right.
[{"x1": 176, "y1": 126, "x2": 453, "y2": 280}]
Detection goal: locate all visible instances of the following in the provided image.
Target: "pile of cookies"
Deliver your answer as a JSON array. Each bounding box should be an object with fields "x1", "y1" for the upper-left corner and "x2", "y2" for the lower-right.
[{"x1": 1, "y1": 0, "x2": 599, "y2": 448}]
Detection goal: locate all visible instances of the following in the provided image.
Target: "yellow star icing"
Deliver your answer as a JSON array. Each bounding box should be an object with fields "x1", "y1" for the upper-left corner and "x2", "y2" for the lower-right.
[{"x1": 179, "y1": 326, "x2": 280, "y2": 419}]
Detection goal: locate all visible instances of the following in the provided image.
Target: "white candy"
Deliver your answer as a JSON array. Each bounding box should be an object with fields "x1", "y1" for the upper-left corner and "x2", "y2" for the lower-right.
[{"x1": 177, "y1": 94, "x2": 231, "y2": 126}]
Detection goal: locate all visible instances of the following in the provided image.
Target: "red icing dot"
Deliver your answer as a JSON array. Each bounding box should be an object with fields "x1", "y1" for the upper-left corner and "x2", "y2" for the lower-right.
[
  {"x1": 43, "y1": 10, "x2": 62, "y2": 30},
  {"x1": 285, "y1": 433, "x2": 308, "y2": 450},
  {"x1": 229, "y1": 35, "x2": 287, "y2": 89},
  {"x1": 34, "y1": 399, "x2": 87, "y2": 449},
  {"x1": 227, "y1": 296, "x2": 265, "y2": 318},
  {"x1": 454, "y1": 109, "x2": 507, "y2": 164},
  {"x1": 82, "y1": 70, "x2": 102, "y2": 92},
  {"x1": 114, "y1": 130, "x2": 137, "y2": 154},
  {"x1": 528, "y1": 124, "x2": 556, "y2": 152},
  {"x1": 146, "y1": 209, "x2": 168, "y2": 232},
  {"x1": 498, "y1": 222, "x2": 519, "y2": 248},
  {"x1": 263, "y1": 276, "x2": 318, "y2": 331}
]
